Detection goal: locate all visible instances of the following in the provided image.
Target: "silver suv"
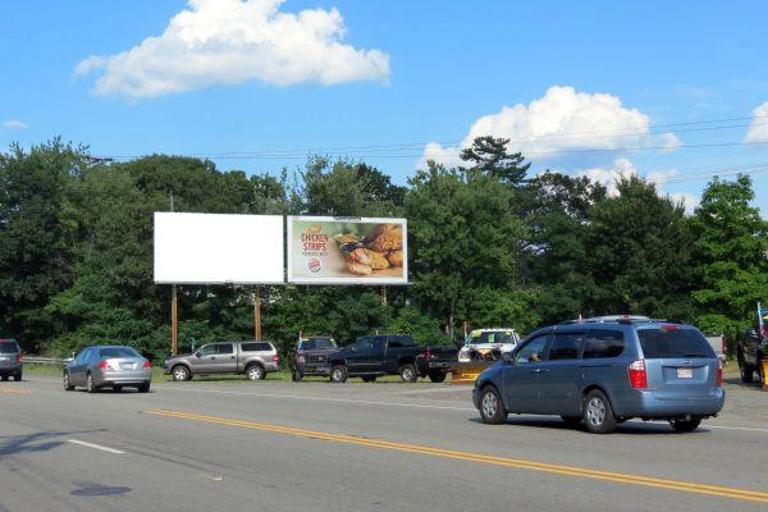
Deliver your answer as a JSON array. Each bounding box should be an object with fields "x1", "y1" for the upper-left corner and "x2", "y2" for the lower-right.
[
  {"x1": 163, "y1": 341, "x2": 280, "y2": 381},
  {"x1": 0, "y1": 339, "x2": 22, "y2": 382}
]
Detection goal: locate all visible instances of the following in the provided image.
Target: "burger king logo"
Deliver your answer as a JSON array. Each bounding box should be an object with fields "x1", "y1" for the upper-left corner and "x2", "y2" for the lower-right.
[{"x1": 308, "y1": 258, "x2": 322, "y2": 273}]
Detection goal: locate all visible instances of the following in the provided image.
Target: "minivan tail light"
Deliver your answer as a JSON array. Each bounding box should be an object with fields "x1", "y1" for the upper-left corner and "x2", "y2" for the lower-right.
[
  {"x1": 716, "y1": 362, "x2": 723, "y2": 387},
  {"x1": 97, "y1": 360, "x2": 110, "y2": 370},
  {"x1": 16, "y1": 352, "x2": 23, "y2": 364},
  {"x1": 628, "y1": 360, "x2": 647, "y2": 389}
]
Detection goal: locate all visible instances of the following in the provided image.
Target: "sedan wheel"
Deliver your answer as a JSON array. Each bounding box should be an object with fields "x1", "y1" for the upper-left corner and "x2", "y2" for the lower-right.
[
  {"x1": 63, "y1": 372, "x2": 74, "y2": 391},
  {"x1": 86, "y1": 373, "x2": 96, "y2": 394}
]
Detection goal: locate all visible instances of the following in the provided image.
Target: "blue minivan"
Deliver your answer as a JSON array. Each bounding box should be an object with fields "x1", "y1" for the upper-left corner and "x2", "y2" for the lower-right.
[{"x1": 472, "y1": 318, "x2": 725, "y2": 433}]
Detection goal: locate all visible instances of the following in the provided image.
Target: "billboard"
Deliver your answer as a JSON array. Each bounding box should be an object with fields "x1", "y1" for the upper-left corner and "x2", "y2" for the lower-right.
[
  {"x1": 154, "y1": 212, "x2": 284, "y2": 285},
  {"x1": 287, "y1": 216, "x2": 408, "y2": 285}
]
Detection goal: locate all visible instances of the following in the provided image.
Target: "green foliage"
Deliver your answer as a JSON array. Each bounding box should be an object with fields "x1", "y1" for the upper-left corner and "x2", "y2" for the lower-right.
[
  {"x1": 585, "y1": 176, "x2": 695, "y2": 319},
  {"x1": 0, "y1": 136, "x2": 765, "y2": 357},
  {"x1": 689, "y1": 175, "x2": 768, "y2": 339}
]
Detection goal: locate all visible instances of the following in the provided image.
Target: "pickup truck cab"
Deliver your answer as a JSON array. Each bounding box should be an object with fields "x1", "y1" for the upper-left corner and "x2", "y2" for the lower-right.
[
  {"x1": 163, "y1": 341, "x2": 279, "y2": 381},
  {"x1": 292, "y1": 336, "x2": 337, "y2": 381},
  {"x1": 328, "y1": 334, "x2": 423, "y2": 383}
]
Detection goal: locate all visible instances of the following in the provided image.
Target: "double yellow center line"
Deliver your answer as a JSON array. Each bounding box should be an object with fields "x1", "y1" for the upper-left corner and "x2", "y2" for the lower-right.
[{"x1": 146, "y1": 408, "x2": 768, "y2": 504}]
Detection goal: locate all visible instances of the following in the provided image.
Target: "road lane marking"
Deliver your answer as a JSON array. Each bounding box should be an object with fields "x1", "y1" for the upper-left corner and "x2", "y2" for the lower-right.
[
  {"x1": 68, "y1": 439, "x2": 126, "y2": 454},
  {"x1": 0, "y1": 385, "x2": 27, "y2": 395},
  {"x1": 160, "y1": 387, "x2": 473, "y2": 411},
  {"x1": 158, "y1": 387, "x2": 768, "y2": 434},
  {"x1": 147, "y1": 408, "x2": 768, "y2": 504}
]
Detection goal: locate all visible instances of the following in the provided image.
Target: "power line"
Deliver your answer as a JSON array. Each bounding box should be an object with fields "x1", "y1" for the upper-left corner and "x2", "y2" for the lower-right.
[{"x1": 99, "y1": 138, "x2": 768, "y2": 162}]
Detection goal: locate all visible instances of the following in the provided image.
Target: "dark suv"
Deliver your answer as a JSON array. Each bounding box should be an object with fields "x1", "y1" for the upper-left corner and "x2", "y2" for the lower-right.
[
  {"x1": 292, "y1": 336, "x2": 337, "y2": 381},
  {"x1": 0, "y1": 339, "x2": 23, "y2": 381},
  {"x1": 473, "y1": 319, "x2": 724, "y2": 433}
]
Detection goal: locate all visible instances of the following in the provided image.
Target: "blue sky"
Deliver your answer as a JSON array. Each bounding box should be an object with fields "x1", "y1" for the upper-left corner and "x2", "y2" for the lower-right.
[{"x1": 2, "y1": 0, "x2": 767, "y2": 213}]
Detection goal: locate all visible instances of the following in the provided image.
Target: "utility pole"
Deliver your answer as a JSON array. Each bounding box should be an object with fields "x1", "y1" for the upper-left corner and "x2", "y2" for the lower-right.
[
  {"x1": 254, "y1": 287, "x2": 262, "y2": 341},
  {"x1": 170, "y1": 190, "x2": 179, "y2": 355}
]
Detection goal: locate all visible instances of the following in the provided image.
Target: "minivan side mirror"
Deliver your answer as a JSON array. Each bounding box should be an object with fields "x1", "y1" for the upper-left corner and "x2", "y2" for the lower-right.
[
  {"x1": 195, "y1": 352, "x2": 201, "y2": 358},
  {"x1": 502, "y1": 352, "x2": 515, "y2": 364}
]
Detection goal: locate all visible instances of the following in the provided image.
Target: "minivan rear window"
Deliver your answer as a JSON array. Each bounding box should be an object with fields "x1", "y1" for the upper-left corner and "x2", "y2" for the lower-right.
[
  {"x1": 0, "y1": 341, "x2": 19, "y2": 353},
  {"x1": 638, "y1": 328, "x2": 715, "y2": 359}
]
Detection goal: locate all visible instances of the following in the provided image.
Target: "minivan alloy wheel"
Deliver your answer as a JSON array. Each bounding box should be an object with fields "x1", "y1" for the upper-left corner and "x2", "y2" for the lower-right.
[
  {"x1": 482, "y1": 391, "x2": 498, "y2": 418},
  {"x1": 586, "y1": 396, "x2": 606, "y2": 427}
]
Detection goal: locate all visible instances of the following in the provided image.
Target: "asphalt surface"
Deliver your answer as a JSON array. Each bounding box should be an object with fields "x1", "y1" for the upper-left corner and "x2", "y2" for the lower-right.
[{"x1": 1, "y1": 375, "x2": 767, "y2": 512}]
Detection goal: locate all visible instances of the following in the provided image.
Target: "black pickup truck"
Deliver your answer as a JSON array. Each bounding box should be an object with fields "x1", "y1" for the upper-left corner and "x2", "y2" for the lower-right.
[
  {"x1": 327, "y1": 334, "x2": 457, "y2": 383},
  {"x1": 737, "y1": 328, "x2": 766, "y2": 383}
]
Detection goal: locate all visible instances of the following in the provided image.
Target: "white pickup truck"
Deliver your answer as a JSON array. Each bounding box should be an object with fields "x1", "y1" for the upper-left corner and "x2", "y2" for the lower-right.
[{"x1": 458, "y1": 328, "x2": 520, "y2": 363}]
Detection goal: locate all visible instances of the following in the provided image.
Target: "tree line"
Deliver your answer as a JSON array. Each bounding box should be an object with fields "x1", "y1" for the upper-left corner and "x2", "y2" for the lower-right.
[{"x1": 1, "y1": 136, "x2": 765, "y2": 360}]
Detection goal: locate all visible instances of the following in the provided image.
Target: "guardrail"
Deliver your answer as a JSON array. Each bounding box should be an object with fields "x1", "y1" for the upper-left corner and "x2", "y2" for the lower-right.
[{"x1": 24, "y1": 356, "x2": 65, "y2": 365}]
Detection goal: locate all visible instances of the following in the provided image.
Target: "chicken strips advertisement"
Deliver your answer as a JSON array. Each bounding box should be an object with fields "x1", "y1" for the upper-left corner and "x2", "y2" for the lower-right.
[{"x1": 287, "y1": 217, "x2": 408, "y2": 284}]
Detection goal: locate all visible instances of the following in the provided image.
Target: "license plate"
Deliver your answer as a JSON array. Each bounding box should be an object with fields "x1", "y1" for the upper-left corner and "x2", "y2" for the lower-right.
[
  {"x1": 121, "y1": 363, "x2": 136, "y2": 370},
  {"x1": 676, "y1": 368, "x2": 693, "y2": 379},
  {"x1": 0, "y1": 356, "x2": 8, "y2": 362}
]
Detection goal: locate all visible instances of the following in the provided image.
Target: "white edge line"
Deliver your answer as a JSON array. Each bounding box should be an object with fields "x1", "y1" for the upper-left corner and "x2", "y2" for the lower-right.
[{"x1": 68, "y1": 439, "x2": 126, "y2": 454}]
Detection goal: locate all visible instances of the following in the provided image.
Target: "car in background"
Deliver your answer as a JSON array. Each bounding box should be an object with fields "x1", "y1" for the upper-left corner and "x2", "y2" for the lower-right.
[
  {"x1": 0, "y1": 338, "x2": 23, "y2": 382},
  {"x1": 736, "y1": 328, "x2": 766, "y2": 384},
  {"x1": 292, "y1": 335, "x2": 337, "y2": 381},
  {"x1": 164, "y1": 341, "x2": 279, "y2": 381},
  {"x1": 473, "y1": 319, "x2": 724, "y2": 433},
  {"x1": 458, "y1": 328, "x2": 520, "y2": 363},
  {"x1": 64, "y1": 345, "x2": 152, "y2": 393}
]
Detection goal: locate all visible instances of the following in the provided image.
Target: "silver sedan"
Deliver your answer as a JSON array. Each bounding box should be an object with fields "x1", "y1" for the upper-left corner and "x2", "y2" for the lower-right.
[{"x1": 64, "y1": 345, "x2": 152, "y2": 393}]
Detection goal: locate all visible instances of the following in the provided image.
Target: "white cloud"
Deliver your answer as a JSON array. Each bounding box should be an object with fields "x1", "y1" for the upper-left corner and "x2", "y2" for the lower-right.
[
  {"x1": 745, "y1": 102, "x2": 768, "y2": 143},
  {"x1": 415, "y1": 142, "x2": 462, "y2": 171},
  {"x1": 75, "y1": 0, "x2": 390, "y2": 99},
  {"x1": 419, "y1": 86, "x2": 683, "y2": 168},
  {"x1": 578, "y1": 158, "x2": 698, "y2": 213},
  {"x1": 658, "y1": 132, "x2": 682, "y2": 152},
  {"x1": 2, "y1": 119, "x2": 27, "y2": 130},
  {"x1": 668, "y1": 192, "x2": 699, "y2": 214}
]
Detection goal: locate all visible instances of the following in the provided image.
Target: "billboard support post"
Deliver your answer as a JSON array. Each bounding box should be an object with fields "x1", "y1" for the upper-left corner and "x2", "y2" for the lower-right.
[
  {"x1": 171, "y1": 285, "x2": 179, "y2": 355},
  {"x1": 254, "y1": 287, "x2": 262, "y2": 341}
]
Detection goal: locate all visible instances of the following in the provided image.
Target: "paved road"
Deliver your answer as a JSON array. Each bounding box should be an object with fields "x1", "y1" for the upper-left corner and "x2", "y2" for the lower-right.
[{"x1": 1, "y1": 376, "x2": 766, "y2": 512}]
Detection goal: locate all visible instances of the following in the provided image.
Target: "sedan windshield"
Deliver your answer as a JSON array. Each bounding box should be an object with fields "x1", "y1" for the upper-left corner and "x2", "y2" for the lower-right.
[{"x1": 99, "y1": 347, "x2": 140, "y2": 358}]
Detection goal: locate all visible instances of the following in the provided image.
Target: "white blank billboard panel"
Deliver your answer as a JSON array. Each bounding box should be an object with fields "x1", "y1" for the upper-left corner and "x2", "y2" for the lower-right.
[{"x1": 153, "y1": 212, "x2": 284, "y2": 284}]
